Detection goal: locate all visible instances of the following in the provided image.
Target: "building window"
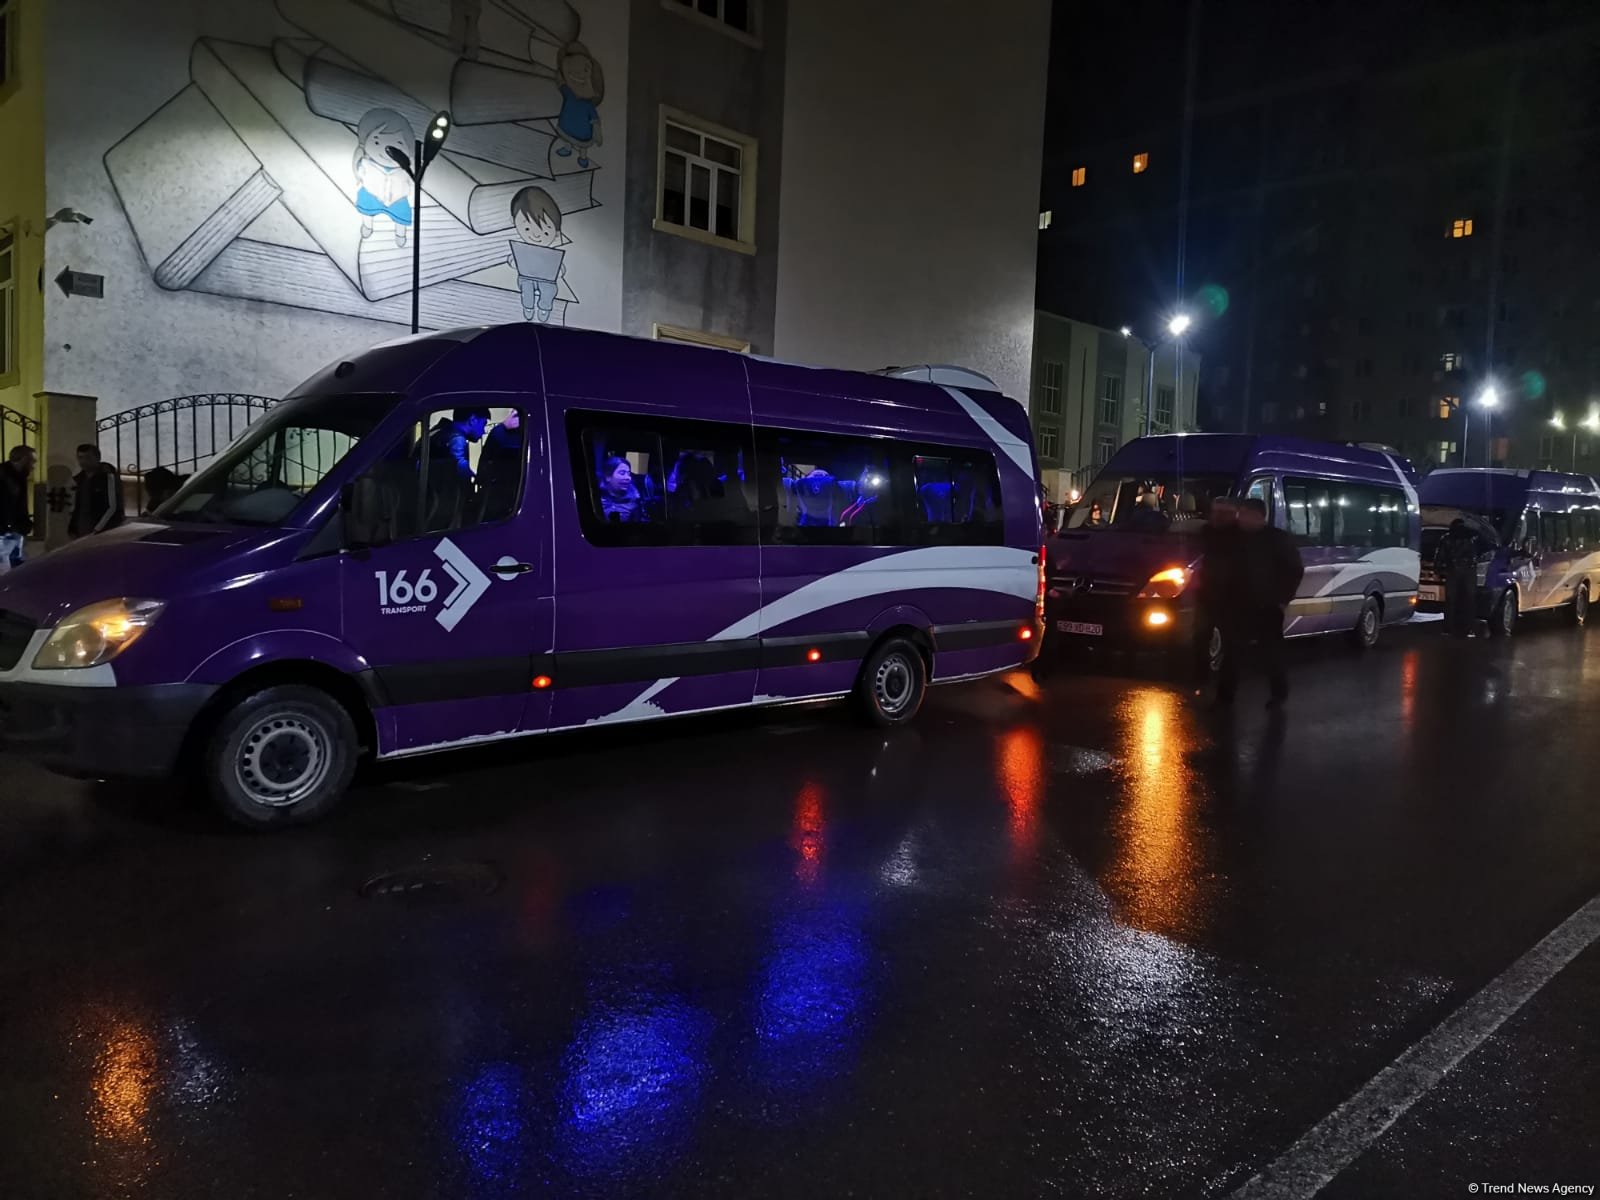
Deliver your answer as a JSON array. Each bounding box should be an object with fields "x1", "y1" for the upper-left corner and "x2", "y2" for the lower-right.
[
  {"x1": 656, "y1": 109, "x2": 757, "y2": 251},
  {"x1": 1450, "y1": 218, "x2": 1474, "y2": 238},
  {"x1": 651, "y1": 322, "x2": 751, "y2": 352},
  {"x1": 1098, "y1": 375, "x2": 1122, "y2": 426},
  {"x1": 1440, "y1": 352, "x2": 1460, "y2": 372},
  {"x1": 1154, "y1": 385, "x2": 1175, "y2": 430},
  {"x1": 1539, "y1": 434, "x2": 1556, "y2": 463},
  {"x1": 1038, "y1": 424, "x2": 1059, "y2": 462},
  {"x1": 1132, "y1": 153, "x2": 1149, "y2": 174},
  {"x1": 1438, "y1": 396, "x2": 1458, "y2": 420},
  {"x1": 1071, "y1": 166, "x2": 1086, "y2": 188},
  {"x1": 1038, "y1": 210, "x2": 1052, "y2": 231},
  {"x1": 1437, "y1": 441, "x2": 1457, "y2": 463},
  {"x1": 1095, "y1": 433, "x2": 1116, "y2": 466},
  {"x1": 1038, "y1": 360, "x2": 1064, "y2": 415},
  {"x1": 0, "y1": 224, "x2": 14, "y2": 385},
  {"x1": 663, "y1": 0, "x2": 759, "y2": 41}
]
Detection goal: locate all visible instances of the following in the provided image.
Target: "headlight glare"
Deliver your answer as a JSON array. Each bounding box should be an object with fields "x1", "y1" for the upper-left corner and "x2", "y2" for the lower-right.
[{"x1": 32, "y1": 599, "x2": 167, "y2": 670}]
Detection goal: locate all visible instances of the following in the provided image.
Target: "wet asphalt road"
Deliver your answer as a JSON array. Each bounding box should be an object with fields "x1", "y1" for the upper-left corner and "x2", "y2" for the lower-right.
[{"x1": 2, "y1": 618, "x2": 1598, "y2": 1199}]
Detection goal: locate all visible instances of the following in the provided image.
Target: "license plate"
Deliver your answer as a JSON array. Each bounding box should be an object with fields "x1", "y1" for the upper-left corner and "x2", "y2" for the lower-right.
[
  {"x1": 1419, "y1": 585, "x2": 1443, "y2": 602},
  {"x1": 1057, "y1": 620, "x2": 1103, "y2": 636}
]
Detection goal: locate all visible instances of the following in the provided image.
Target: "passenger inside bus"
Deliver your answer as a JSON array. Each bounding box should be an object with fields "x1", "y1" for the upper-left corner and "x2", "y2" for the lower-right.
[{"x1": 598, "y1": 455, "x2": 649, "y2": 522}]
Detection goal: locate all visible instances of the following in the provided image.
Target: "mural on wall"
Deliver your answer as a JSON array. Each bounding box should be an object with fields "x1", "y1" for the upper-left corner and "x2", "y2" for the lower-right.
[{"x1": 102, "y1": 0, "x2": 607, "y2": 330}]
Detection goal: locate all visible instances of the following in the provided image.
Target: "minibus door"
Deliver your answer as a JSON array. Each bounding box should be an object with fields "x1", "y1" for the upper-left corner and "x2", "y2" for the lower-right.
[{"x1": 339, "y1": 401, "x2": 553, "y2": 754}]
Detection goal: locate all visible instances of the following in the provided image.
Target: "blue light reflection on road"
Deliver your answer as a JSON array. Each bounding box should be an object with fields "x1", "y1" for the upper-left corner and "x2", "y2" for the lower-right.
[{"x1": 454, "y1": 1062, "x2": 529, "y2": 1196}]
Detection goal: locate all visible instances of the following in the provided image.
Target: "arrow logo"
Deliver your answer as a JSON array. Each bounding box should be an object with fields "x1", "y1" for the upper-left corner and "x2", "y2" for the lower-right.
[{"x1": 433, "y1": 538, "x2": 490, "y2": 632}]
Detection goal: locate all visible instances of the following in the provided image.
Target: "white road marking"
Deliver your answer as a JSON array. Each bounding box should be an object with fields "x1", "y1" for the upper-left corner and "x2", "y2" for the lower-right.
[{"x1": 1231, "y1": 892, "x2": 1600, "y2": 1199}]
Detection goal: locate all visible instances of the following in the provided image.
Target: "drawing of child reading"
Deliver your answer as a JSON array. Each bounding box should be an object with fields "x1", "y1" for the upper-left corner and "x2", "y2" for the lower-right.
[
  {"x1": 506, "y1": 186, "x2": 567, "y2": 323},
  {"x1": 353, "y1": 109, "x2": 416, "y2": 248},
  {"x1": 553, "y1": 42, "x2": 604, "y2": 168}
]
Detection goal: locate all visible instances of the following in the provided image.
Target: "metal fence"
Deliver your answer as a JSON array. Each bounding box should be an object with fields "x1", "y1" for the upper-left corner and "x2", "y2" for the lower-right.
[
  {"x1": 1, "y1": 403, "x2": 40, "y2": 461},
  {"x1": 96, "y1": 393, "x2": 280, "y2": 479}
]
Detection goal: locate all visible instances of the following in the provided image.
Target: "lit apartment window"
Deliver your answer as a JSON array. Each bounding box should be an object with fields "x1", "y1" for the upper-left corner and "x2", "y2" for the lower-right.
[
  {"x1": 1038, "y1": 425, "x2": 1060, "y2": 461},
  {"x1": 1038, "y1": 210, "x2": 1052, "y2": 231},
  {"x1": 0, "y1": 225, "x2": 15, "y2": 384},
  {"x1": 1038, "y1": 360, "x2": 1064, "y2": 415},
  {"x1": 1099, "y1": 375, "x2": 1122, "y2": 426},
  {"x1": 1154, "y1": 385, "x2": 1175, "y2": 430},
  {"x1": 652, "y1": 322, "x2": 751, "y2": 352},
  {"x1": 1437, "y1": 441, "x2": 1457, "y2": 463},
  {"x1": 1438, "y1": 395, "x2": 1458, "y2": 419},
  {"x1": 664, "y1": 0, "x2": 757, "y2": 39},
  {"x1": 1071, "y1": 166, "x2": 1086, "y2": 188},
  {"x1": 657, "y1": 109, "x2": 757, "y2": 250},
  {"x1": 1132, "y1": 153, "x2": 1149, "y2": 174},
  {"x1": 1440, "y1": 352, "x2": 1460, "y2": 371},
  {"x1": 1450, "y1": 218, "x2": 1474, "y2": 238}
]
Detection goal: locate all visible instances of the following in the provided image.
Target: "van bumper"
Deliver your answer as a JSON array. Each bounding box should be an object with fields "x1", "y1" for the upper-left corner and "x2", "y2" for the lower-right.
[{"x1": 0, "y1": 682, "x2": 216, "y2": 779}]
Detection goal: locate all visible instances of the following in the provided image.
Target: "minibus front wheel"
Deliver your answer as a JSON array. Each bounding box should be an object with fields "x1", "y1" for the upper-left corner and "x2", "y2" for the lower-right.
[
  {"x1": 1490, "y1": 588, "x2": 1518, "y2": 638},
  {"x1": 1353, "y1": 596, "x2": 1382, "y2": 650},
  {"x1": 204, "y1": 685, "x2": 359, "y2": 829},
  {"x1": 1572, "y1": 583, "x2": 1589, "y2": 627}
]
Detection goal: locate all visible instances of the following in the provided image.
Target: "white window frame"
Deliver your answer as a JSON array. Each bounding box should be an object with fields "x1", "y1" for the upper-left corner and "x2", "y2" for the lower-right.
[
  {"x1": 1095, "y1": 433, "x2": 1117, "y2": 466},
  {"x1": 0, "y1": 222, "x2": 16, "y2": 386},
  {"x1": 1154, "y1": 384, "x2": 1175, "y2": 430},
  {"x1": 1038, "y1": 425, "x2": 1059, "y2": 462},
  {"x1": 1039, "y1": 360, "x2": 1063, "y2": 415},
  {"x1": 660, "y1": 0, "x2": 761, "y2": 47},
  {"x1": 1098, "y1": 375, "x2": 1122, "y2": 427},
  {"x1": 652, "y1": 322, "x2": 751, "y2": 353},
  {"x1": 654, "y1": 106, "x2": 758, "y2": 255}
]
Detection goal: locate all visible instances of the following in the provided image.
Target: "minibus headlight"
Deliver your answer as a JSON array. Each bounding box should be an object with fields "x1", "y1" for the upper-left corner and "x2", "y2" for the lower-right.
[
  {"x1": 33, "y1": 599, "x2": 167, "y2": 670},
  {"x1": 1136, "y1": 566, "x2": 1189, "y2": 600}
]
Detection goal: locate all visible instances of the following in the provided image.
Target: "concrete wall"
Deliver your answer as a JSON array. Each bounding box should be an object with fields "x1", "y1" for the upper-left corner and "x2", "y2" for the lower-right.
[
  {"x1": 43, "y1": 0, "x2": 629, "y2": 423},
  {"x1": 0, "y1": 0, "x2": 45, "y2": 430},
  {"x1": 620, "y1": 0, "x2": 784, "y2": 351},
  {"x1": 772, "y1": 0, "x2": 1051, "y2": 404}
]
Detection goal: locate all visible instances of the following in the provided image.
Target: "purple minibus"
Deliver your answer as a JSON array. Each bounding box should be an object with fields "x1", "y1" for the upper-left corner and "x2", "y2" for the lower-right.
[
  {"x1": 1045, "y1": 434, "x2": 1420, "y2": 667},
  {"x1": 0, "y1": 328, "x2": 1043, "y2": 827}
]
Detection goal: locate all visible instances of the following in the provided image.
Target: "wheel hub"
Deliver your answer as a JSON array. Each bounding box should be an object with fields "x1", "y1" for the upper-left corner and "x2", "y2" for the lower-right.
[
  {"x1": 875, "y1": 654, "x2": 913, "y2": 714},
  {"x1": 236, "y1": 714, "x2": 329, "y2": 808}
]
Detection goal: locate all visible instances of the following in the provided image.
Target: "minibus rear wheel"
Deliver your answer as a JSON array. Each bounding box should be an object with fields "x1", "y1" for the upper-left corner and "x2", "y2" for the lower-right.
[
  {"x1": 1572, "y1": 583, "x2": 1589, "y2": 627},
  {"x1": 1490, "y1": 589, "x2": 1518, "y2": 637},
  {"x1": 1353, "y1": 596, "x2": 1382, "y2": 650},
  {"x1": 855, "y1": 636, "x2": 928, "y2": 727},
  {"x1": 205, "y1": 685, "x2": 359, "y2": 829}
]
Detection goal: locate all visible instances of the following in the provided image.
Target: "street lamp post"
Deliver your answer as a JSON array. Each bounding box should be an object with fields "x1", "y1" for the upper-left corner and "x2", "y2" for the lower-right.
[
  {"x1": 1560, "y1": 407, "x2": 1600, "y2": 471},
  {"x1": 1476, "y1": 385, "x2": 1499, "y2": 467},
  {"x1": 1122, "y1": 313, "x2": 1193, "y2": 437},
  {"x1": 387, "y1": 111, "x2": 452, "y2": 335}
]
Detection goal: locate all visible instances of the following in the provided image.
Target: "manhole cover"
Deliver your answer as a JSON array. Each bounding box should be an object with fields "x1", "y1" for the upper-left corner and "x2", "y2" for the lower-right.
[{"x1": 359, "y1": 862, "x2": 502, "y2": 900}]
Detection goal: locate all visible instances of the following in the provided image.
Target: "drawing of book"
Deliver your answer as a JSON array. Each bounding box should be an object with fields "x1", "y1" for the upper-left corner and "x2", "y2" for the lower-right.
[
  {"x1": 444, "y1": 151, "x2": 595, "y2": 229},
  {"x1": 192, "y1": 38, "x2": 512, "y2": 299},
  {"x1": 449, "y1": 58, "x2": 562, "y2": 125},
  {"x1": 493, "y1": 0, "x2": 582, "y2": 44},
  {"x1": 104, "y1": 84, "x2": 282, "y2": 290},
  {"x1": 383, "y1": 0, "x2": 575, "y2": 63},
  {"x1": 191, "y1": 235, "x2": 569, "y2": 327}
]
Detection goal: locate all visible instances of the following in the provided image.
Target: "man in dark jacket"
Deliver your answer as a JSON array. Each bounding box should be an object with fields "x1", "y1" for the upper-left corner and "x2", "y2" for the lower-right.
[
  {"x1": 1217, "y1": 497, "x2": 1305, "y2": 707},
  {"x1": 69, "y1": 443, "x2": 124, "y2": 538},
  {"x1": 1, "y1": 445, "x2": 36, "y2": 573},
  {"x1": 1436, "y1": 518, "x2": 1479, "y2": 638},
  {"x1": 1194, "y1": 496, "x2": 1241, "y2": 685}
]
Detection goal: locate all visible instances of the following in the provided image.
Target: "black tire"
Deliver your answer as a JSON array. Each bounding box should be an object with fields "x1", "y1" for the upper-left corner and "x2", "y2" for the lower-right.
[
  {"x1": 1573, "y1": 583, "x2": 1589, "y2": 627},
  {"x1": 1353, "y1": 595, "x2": 1382, "y2": 650},
  {"x1": 855, "y1": 637, "x2": 928, "y2": 728},
  {"x1": 1207, "y1": 624, "x2": 1226, "y2": 676},
  {"x1": 1490, "y1": 588, "x2": 1518, "y2": 638},
  {"x1": 204, "y1": 685, "x2": 358, "y2": 830}
]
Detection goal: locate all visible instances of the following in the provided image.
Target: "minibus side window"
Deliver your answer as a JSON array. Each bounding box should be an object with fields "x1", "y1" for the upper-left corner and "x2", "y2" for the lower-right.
[
  {"x1": 1244, "y1": 476, "x2": 1273, "y2": 519},
  {"x1": 346, "y1": 406, "x2": 525, "y2": 544},
  {"x1": 758, "y1": 428, "x2": 900, "y2": 547},
  {"x1": 1283, "y1": 477, "x2": 1330, "y2": 546},
  {"x1": 908, "y1": 449, "x2": 1004, "y2": 546},
  {"x1": 568, "y1": 411, "x2": 758, "y2": 547},
  {"x1": 1540, "y1": 511, "x2": 1572, "y2": 554}
]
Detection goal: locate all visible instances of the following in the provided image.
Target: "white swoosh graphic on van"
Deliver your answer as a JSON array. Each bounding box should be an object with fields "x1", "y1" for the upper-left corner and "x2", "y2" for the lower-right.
[
  {"x1": 943, "y1": 387, "x2": 1035, "y2": 480},
  {"x1": 585, "y1": 546, "x2": 1037, "y2": 724},
  {"x1": 1304, "y1": 547, "x2": 1420, "y2": 599}
]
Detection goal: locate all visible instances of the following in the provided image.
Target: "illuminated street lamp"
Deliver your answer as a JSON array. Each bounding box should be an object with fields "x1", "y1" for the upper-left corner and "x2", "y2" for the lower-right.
[
  {"x1": 386, "y1": 110, "x2": 453, "y2": 335},
  {"x1": 1463, "y1": 383, "x2": 1498, "y2": 467},
  {"x1": 1122, "y1": 313, "x2": 1195, "y2": 436}
]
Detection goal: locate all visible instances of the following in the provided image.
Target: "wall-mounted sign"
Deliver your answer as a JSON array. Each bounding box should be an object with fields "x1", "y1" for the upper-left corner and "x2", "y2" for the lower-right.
[{"x1": 55, "y1": 268, "x2": 106, "y2": 299}]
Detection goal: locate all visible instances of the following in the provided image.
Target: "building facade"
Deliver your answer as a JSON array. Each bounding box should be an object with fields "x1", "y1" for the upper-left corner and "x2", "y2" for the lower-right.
[
  {"x1": 1, "y1": 0, "x2": 1050, "y2": 538},
  {"x1": 1030, "y1": 311, "x2": 1200, "y2": 503},
  {"x1": 1038, "y1": 12, "x2": 1600, "y2": 475}
]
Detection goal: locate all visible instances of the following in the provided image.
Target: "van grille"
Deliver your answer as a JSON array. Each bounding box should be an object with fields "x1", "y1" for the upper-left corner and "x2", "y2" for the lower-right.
[
  {"x1": 0, "y1": 610, "x2": 38, "y2": 672},
  {"x1": 1050, "y1": 575, "x2": 1137, "y2": 597}
]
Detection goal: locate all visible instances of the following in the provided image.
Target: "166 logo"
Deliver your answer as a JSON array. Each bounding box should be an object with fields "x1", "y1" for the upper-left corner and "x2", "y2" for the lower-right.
[{"x1": 375, "y1": 569, "x2": 439, "y2": 607}]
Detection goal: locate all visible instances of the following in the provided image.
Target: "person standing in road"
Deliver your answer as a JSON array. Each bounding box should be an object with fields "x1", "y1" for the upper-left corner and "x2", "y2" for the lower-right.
[
  {"x1": 1, "y1": 445, "x2": 37, "y2": 573},
  {"x1": 1436, "y1": 517, "x2": 1479, "y2": 639},
  {"x1": 1194, "y1": 495, "x2": 1241, "y2": 686},
  {"x1": 1216, "y1": 497, "x2": 1304, "y2": 708},
  {"x1": 69, "y1": 443, "x2": 125, "y2": 538}
]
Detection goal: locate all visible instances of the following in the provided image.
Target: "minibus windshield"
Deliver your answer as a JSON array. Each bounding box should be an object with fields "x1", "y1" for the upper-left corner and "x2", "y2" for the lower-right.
[
  {"x1": 160, "y1": 393, "x2": 400, "y2": 526},
  {"x1": 1066, "y1": 472, "x2": 1234, "y2": 531}
]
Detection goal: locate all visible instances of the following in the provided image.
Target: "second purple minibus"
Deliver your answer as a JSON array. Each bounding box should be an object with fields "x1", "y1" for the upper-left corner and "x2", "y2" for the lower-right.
[{"x1": 0, "y1": 327, "x2": 1043, "y2": 827}]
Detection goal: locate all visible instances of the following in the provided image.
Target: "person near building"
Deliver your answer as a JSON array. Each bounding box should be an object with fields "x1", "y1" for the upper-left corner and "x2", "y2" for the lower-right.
[
  {"x1": 69, "y1": 443, "x2": 125, "y2": 538},
  {"x1": 1, "y1": 445, "x2": 37, "y2": 573}
]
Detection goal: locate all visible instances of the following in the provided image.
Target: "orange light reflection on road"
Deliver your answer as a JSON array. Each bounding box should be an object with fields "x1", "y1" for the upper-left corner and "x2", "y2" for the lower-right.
[
  {"x1": 1399, "y1": 648, "x2": 1419, "y2": 732},
  {"x1": 998, "y1": 725, "x2": 1046, "y2": 867},
  {"x1": 792, "y1": 782, "x2": 826, "y2": 886},
  {"x1": 1107, "y1": 688, "x2": 1204, "y2": 936},
  {"x1": 92, "y1": 1016, "x2": 158, "y2": 1145}
]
